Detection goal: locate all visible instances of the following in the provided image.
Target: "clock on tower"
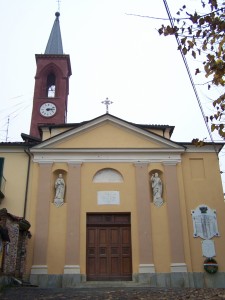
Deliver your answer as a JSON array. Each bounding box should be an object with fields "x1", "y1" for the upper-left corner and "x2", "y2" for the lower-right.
[
  {"x1": 40, "y1": 103, "x2": 57, "y2": 117},
  {"x1": 29, "y1": 12, "x2": 71, "y2": 138}
]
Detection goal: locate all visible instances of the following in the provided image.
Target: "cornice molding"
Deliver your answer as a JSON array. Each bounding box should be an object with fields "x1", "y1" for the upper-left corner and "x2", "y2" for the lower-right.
[
  {"x1": 0, "y1": 148, "x2": 27, "y2": 153},
  {"x1": 31, "y1": 148, "x2": 185, "y2": 154},
  {"x1": 32, "y1": 150, "x2": 182, "y2": 164},
  {"x1": 38, "y1": 161, "x2": 54, "y2": 165},
  {"x1": 162, "y1": 161, "x2": 179, "y2": 166},
  {"x1": 67, "y1": 161, "x2": 82, "y2": 166}
]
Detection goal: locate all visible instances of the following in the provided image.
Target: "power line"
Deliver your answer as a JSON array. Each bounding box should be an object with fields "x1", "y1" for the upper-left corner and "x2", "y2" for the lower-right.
[{"x1": 126, "y1": 13, "x2": 169, "y2": 21}]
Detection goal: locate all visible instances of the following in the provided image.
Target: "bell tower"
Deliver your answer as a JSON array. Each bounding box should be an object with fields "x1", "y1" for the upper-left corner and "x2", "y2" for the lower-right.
[{"x1": 30, "y1": 12, "x2": 72, "y2": 138}]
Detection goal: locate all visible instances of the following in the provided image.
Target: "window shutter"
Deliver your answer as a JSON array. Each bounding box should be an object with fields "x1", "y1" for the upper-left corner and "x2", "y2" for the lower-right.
[{"x1": 0, "y1": 157, "x2": 4, "y2": 178}]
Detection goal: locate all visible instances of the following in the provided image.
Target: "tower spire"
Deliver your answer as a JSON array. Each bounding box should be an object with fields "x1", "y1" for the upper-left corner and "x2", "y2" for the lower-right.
[
  {"x1": 29, "y1": 11, "x2": 71, "y2": 138},
  {"x1": 45, "y1": 12, "x2": 63, "y2": 54}
]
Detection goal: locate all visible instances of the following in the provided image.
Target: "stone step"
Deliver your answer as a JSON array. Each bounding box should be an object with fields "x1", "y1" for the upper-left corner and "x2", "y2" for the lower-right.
[{"x1": 75, "y1": 281, "x2": 149, "y2": 288}]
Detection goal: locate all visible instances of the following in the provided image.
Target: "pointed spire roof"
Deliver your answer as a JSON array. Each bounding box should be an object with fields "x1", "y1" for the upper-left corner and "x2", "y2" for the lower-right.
[{"x1": 45, "y1": 12, "x2": 63, "y2": 55}]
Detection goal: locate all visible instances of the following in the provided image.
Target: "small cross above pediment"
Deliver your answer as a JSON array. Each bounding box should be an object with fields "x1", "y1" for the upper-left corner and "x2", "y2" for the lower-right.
[{"x1": 101, "y1": 98, "x2": 113, "y2": 114}]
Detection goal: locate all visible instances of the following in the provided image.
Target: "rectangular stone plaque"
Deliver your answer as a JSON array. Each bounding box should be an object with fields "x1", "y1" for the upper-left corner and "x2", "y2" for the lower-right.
[
  {"x1": 97, "y1": 191, "x2": 120, "y2": 205},
  {"x1": 202, "y1": 239, "x2": 216, "y2": 258}
]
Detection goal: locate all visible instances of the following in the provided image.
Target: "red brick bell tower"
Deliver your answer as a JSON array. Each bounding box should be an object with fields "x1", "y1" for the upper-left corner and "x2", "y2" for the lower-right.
[{"x1": 30, "y1": 12, "x2": 72, "y2": 138}]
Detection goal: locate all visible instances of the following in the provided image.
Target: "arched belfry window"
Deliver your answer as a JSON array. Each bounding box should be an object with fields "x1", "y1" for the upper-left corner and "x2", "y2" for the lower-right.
[
  {"x1": 93, "y1": 168, "x2": 124, "y2": 183},
  {"x1": 46, "y1": 73, "x2": 56, "y2": 97}
]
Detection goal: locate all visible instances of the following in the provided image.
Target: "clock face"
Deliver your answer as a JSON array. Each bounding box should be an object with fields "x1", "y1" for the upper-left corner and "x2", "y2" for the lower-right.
[{"x1": 40, "y1": 103, "x2": 57, "y2": 117}]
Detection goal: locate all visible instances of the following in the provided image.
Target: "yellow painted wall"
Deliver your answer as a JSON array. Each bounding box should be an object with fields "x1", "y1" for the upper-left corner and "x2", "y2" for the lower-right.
[
  {"x1": 145, "y1": 128, "x2": 170, "y2": 139},
  {"x1": 147, "y1": 163, "x2": 170, "y2": 272},
  {"x1": 26, "y1": 151, "x2": 225, "y2": 275},
  {"x1": 25, "y1": 162, "x2": 39, "y2": 275},
  {"x1": 54, "y1": 123, "x2": 166, "y2": 149},
  {"x1": 181, "y1": 152, "x2": 225, "y2": 272},
  {"x1": 150, "y1": 203, "x2": 171, "y2": 272},
  {"x1": 0, "y1": 150, "x2": 29, "y2": 216},
  {"x1": 24, "y1": 123, "x2": 225, "y2": 277},
  {"x1": 26, "y1": 161, "x2": 140, "y2": 275},
  {"x1": 42, "y1": 124, "x2": 168, "y2": 142},
  {"x1": 177, "y1": 163, "x2": 193, "y2": 272},
  {"x1": 47, "y1": 204, "x2": 67, "y2": 274},
  {"x1": 79, "y1": 162, "x2": 139, "y2": 274},
  {"x1": 26, "y1": 161, "x2": 68, "y2": 274}
]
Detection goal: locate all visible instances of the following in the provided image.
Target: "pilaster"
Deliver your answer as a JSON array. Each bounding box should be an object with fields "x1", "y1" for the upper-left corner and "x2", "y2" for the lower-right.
[
  {"x1": 64, "y1": 163, "x2": 82, "y2": 274},
  {"x1": 134, "y1": 163, "x2": 155, "y2": 273},
  {"x1": 163, "y1": 162, "x2": 187, "y2": 272},
  {"x1": 31, "y1": 162, "x2": 52, "y2": 274}
]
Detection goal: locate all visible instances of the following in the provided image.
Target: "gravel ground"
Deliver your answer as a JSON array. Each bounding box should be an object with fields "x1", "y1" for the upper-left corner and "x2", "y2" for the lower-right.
[{"x1": 1, "y1": 287, "x2": 225, "y2": 300}]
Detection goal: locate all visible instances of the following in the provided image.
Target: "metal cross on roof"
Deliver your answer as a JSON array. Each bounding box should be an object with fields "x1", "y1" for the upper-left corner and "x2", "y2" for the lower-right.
[
  {"x1": 101, "y1": 97, "x2": 113, "y2": 114},
  {"x1": 56, "y1": 0, "x2": 61, "y2": 11}
]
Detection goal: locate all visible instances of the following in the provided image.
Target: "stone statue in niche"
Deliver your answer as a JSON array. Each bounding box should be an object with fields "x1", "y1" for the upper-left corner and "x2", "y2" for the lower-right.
[
  {"x1": 54, "y1": 174, "x2": 65, "y2": 207},
  {"x1": 192, "y1": 205, "x2": 219, "y2": 239},
  {"x1": 150, "y1": 173, "x2": 164, "y2": 207}
]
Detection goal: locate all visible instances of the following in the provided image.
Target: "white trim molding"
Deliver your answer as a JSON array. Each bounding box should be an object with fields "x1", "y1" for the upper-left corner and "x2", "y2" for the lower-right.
[
  {"x1": 170, "y1": 263, "x2": 187, "y2": 273},
  {"x1": 31, "y1": 149, "x2": 182, "y2": 164},
  {"x1": 64, "y1": 265, "x2": 81, "y2": 274},
  {"x1": 30, "y1": 265, "x2": 48, "y2": 275},
  {"x1": 139, "y1": 264, "x2": 156, "y2": 273}
]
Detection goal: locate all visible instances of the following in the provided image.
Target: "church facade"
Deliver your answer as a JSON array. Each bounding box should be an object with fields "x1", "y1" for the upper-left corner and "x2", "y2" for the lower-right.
[{"x1": 0, "y1": 12, "x2": 225, "y2": 288}]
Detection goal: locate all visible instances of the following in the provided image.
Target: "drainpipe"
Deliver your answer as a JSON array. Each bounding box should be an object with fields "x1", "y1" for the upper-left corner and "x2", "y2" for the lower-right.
[{"x1": 23, "y1": 148, "x2": 32, "y2": 219}]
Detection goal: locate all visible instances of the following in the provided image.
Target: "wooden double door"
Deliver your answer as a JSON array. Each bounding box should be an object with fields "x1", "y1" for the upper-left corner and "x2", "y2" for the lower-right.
[{"x1": 86, "y1": 213, "x2": 132, "y2": 281}]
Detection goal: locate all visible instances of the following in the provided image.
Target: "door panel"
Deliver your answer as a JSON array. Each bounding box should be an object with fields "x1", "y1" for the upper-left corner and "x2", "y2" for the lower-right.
[
  {"x1": 86, "y1": 214, "x2": 132, "y2": 281},
  {"x1": 99, "y1": 228, "x2": 107, "y2": 244}
]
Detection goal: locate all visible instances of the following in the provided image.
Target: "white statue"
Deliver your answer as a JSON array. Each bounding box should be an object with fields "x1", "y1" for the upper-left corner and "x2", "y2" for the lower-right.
[
  {"x1": 54, "y1": 174, "x2": 65, "y2": 207},
  {"x1": 151, "y1": 173, "x2": 164, "y2": 207}
]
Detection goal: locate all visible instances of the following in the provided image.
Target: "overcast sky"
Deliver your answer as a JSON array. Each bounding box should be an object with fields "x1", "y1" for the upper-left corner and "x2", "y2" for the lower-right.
[
  {"x1": 1, "y1": 0, "x2": 225, "y2": 183},
  {"x1": 0, "y1": 0, "x2": 212, "y2": 140}
]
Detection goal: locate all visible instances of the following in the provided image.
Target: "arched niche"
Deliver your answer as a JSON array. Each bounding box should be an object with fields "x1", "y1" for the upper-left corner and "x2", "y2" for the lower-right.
[
  {"x1": 93, "y1": 168, "x2": 124, "y2": 183},
  {"x1": 52, "y1": 169, "x2": 67, "y2": 204},
  {"x1": 149, "y1": 169, "x2": 165, "y2": 206},
  {"x1": 149, "y1": 169, "x2": 163, "y2": 178}
]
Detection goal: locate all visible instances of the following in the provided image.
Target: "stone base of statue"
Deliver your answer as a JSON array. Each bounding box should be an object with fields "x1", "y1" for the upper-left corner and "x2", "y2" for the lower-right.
[
  {"x1": 54, "y1": 198, "x2": 64, "y2": 208},
  {"x1": 153, "y1": 197, "x2": 164, "y2": 207}
]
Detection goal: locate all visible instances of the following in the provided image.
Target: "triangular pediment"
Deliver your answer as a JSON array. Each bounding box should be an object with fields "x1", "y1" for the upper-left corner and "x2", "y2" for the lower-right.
[{"x1": 32, "y1": 115, "x2": 184, "y2": 152}]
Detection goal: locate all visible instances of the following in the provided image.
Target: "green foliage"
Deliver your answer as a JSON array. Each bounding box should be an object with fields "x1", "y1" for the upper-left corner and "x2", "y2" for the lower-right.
[{"x1": 159, "y1": 0, "x2": 225, "y2": 139}]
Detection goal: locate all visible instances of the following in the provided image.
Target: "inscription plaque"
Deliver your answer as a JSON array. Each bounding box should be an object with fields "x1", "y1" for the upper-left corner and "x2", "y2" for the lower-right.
[
  {"x1": 202, "y1": 240, "x2": 216, "y2": 258},
  {"x1": 191, "y1": 205, "x2": 219, "y2": 239},
  {"x1": 97, "y1": 191, "x2": 120, "y2": 205}
]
